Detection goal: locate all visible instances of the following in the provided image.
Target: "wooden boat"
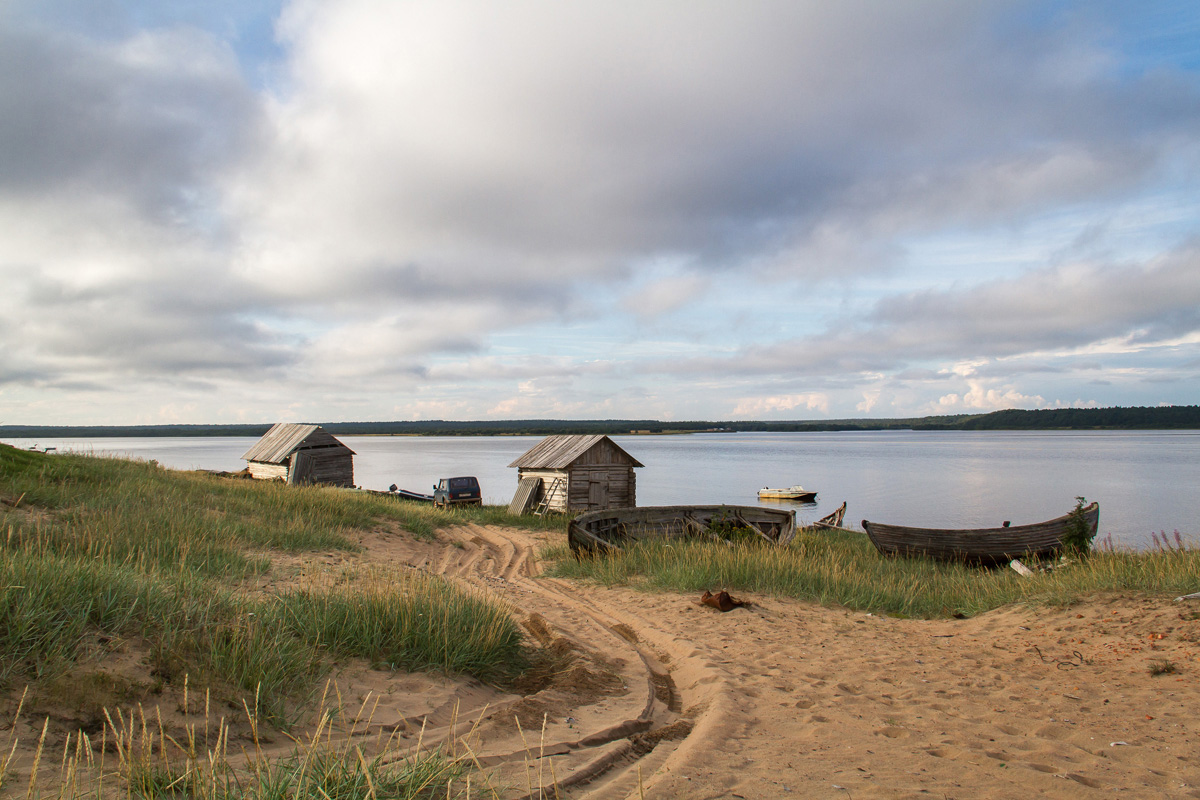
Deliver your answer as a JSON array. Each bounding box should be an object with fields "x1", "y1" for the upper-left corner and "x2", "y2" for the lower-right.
[
  {"x1": 861, "y1": 502, "x2": 1099, "y2": 564},
  {"x1": 363, "y1": 486, "x2": 434, "y2": 502},
  {"x1": 811, "y1": 501, "x2": 847, "y2": 530},
  {"x1": 569, "y1": 505, "x2": 796, "y2": 555},
  {"x1": 758, "y1": 485, "x2": 817, "y2": 502}
]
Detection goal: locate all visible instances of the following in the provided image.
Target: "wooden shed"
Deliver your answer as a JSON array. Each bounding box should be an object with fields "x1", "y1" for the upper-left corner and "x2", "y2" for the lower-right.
[
  {"x1": 242, "y1": 423, "x2": 355, "y2": 487},
  {"x1": 507, "y1": 434, "x2": 642, "y2": 514}
]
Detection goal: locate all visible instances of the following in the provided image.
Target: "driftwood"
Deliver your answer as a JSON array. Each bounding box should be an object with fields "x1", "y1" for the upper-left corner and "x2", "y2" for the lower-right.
[
  {"x1": 1009, "y1": 559, "x2": 1034, "y2": 577},
  {"x1": 698, "y1": 590, "x2": 748, "y2": 612}
]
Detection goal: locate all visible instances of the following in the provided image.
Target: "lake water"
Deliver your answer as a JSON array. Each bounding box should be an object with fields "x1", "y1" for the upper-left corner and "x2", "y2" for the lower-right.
[{"x1": 4, "y1": 431, "x2": 1197, "y2": 550}]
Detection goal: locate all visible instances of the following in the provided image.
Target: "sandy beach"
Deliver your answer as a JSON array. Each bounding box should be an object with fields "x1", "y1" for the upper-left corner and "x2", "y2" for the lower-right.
[
  {"x1": 299, "y1": 523, "x2": 1200, "y2": 798},
  {"x1": 7, "y1": 522, "x2": 1198, "y2": 799}
]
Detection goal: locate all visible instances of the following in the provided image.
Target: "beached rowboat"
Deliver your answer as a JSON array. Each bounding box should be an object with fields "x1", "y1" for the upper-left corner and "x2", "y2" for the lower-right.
[
  {"x1": 811, "y1": 501, "x2": 847, "y2": 530},
  {"x1": 861, "y1": 502, "x2": 1099, "y2": 564},
  {"x1": 569, "y1": 504, "x2": 797, "y2": 555}
]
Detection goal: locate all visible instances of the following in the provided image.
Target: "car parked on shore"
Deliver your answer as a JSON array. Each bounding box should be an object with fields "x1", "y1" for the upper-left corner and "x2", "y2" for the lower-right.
[{"x1": 433, "y1": 476, "x2": 482, "y2": 508}]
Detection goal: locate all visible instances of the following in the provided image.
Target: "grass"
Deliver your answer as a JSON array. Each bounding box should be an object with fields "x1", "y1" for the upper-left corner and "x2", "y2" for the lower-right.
[
  {"x1": 1149, "y1": 660, "x2": 1178, "y2": 676},
  {"x1": 3, "y1": 683, "x2": 485, "y2": 800},
  {"x1": 0, "y1": 444, "x2": 548, "y2": 722},
  {"x1": 547, "y1": 525, "x2": 1200, "y2": 619}
]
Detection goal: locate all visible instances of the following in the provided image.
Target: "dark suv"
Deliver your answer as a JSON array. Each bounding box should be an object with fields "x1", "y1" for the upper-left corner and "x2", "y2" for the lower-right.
[{"x1": 433, "y1": 476, "x2": 482, "y2": 508}]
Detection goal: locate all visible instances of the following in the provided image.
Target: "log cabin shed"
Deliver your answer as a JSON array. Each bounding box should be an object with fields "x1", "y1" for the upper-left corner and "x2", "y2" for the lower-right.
[
  {"x1": 242, "y1": 423, "x2": 355, "y2": 487},
  {"x1": 507, "y1": 434, "x2": 642, "y2": 514}
]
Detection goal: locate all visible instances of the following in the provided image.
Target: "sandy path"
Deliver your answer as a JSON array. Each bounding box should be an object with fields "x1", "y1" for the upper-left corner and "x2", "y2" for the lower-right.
[{"x1": 391, "y1": 524, "x2": 1200, "y2": 799}]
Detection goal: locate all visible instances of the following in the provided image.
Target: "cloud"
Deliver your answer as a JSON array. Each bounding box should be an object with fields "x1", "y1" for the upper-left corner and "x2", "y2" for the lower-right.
[
  {"x1": 731, "y1": 393, "x2": 829, "y2": 417},
  {"x1": 622, "y1": 274, "x2": 711, "y2": 320},
  {"x1": 2, "y1": 1, "x2": 1199, "y2": 422}
]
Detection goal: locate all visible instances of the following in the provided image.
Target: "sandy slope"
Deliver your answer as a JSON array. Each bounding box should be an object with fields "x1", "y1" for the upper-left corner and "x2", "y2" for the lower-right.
[
  {"x1": 5, "y1": 522, "x2": 1199, "y2": 799},
  {"x1": 411, "y1": 524, "x2": 1200, "y2": 799}
]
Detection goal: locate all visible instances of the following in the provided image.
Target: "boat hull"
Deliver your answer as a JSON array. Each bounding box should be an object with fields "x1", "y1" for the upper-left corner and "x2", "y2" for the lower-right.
[
  {"x1": 862, "y1": 503, "x2": 1098, "y2": 565},
  {"x1": 758, "y1": 488, "x2": 817, "y2": 502},
  {"x1": 568, "y1": 504, "x2": 797, "y2": 555}
]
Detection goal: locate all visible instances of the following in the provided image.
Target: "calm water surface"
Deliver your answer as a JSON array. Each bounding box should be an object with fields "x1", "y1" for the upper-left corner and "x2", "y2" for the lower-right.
[{"x1": 6, "y1": 431, "x2": 1197, "y2": 550}]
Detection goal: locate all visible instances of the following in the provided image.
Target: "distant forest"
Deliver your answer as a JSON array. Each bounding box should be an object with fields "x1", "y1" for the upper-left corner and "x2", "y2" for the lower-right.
[{"x1": 2, "y1": 406, "x2": 1198, "y2": 438}]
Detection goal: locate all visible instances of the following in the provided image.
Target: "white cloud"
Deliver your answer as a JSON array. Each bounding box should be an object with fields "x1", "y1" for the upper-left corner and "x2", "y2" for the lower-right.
[
  {"x1": 2, "y1": 1, "x2": 1199, "y2": 422},
  {"x1": 731, "y1": 393, "x2": 829, "y2": 417}
]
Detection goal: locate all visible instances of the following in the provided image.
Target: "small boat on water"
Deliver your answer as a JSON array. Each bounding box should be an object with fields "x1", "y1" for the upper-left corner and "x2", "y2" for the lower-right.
[
  {"x1": 861, "y1": 502, "x2": 1099, "y2": 565},
  {"x1": 758, "y1": 485, "x2": 817, "y2": 502},
  {"x1": 569, "y1": 505, "x2": 796, "y2": 555}
]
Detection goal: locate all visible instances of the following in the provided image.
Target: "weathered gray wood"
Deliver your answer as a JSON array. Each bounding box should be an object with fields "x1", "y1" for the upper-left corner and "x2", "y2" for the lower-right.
[
  {"x1": 811, "y1": 502, "x2": 847, "y2": 530},
  {"x1": 511, "y1": 436, "x2": 641, "y2": 513},
  {"x1": 1009, "y1": 558, "x2": 1034, "y2": 577},
  {"x1": 508, "y1": 434, "x2": 643, "y2": 469},
  {"x1": 288, "y1": 451, "x2": 314, "y2": 485},
  {"x1": 508, "y1": 477, "x2": 542, "y2": 515},
  {"x1": 244, "y1": 423, "x2": 355, "y2": 488},
  {"x1": 862, "y1": 503, "x2": 1099, "y2": 565},
  {"x1": 568, "y1": 505, "x2": 797, "y2": 555}
]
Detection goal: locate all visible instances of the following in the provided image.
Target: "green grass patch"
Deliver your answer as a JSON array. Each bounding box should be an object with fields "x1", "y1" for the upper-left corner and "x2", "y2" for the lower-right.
[
  {"x1": 548, "y1": 526, "x2": 1200, "y2": 618},
  {"x1": 273, "y1": 566, "x2": 525, "y2": 681},
  {"x1": 0, "y1": 444, "x2": 534, "y2": 724}
]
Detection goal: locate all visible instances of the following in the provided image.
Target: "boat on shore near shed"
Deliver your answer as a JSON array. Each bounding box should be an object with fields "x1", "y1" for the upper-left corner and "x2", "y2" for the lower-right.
[
  {"x1": 508, "y1": 434, "x2": 642, "y2": 515},
  {"x1": 242, "y1": 423, "x2": 355, "y2": 487},
  {"x1": 861, "y1": 502, "x2": 1099, "y2": 565},
  {"x1": 569, "y1": 504, "x2": 797, "y2": 555}
]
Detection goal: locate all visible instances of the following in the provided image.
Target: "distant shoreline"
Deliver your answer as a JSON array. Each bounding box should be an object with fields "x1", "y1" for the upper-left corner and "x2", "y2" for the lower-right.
[{"x1": 2, "y1": 405, "x2": 1198, "y2": 437}]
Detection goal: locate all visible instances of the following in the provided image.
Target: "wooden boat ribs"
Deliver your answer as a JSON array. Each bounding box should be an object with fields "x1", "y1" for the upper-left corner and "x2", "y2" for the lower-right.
[{"x1": 568, "y1": 505, "x2": 797, "y2": 555}]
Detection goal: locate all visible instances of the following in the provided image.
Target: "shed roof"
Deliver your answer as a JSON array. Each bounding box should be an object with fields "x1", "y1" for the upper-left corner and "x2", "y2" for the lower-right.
[
  {"x1": 508, "y1": 434, "x2": 643, "y2": 469},
  {"x1": 242, "y1": 423, "x2": 355, "y2": 464}
]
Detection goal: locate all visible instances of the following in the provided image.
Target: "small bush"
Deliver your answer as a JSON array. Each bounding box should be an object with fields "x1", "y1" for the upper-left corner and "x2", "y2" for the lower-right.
[{"x1": 1062, "y1": 496, "x2": 1097, "y2": 556}]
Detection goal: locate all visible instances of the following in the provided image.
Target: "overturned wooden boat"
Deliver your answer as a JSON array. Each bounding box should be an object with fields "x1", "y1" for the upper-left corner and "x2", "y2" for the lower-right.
[
  {"x1": 862, "y1": 502, "x2": 1099, "y2": 564},
  {"x1": 569, "y1": 505, "x2": 796, "y2": 555},
  {"x1": 758, "y1": 485, "x2": 817, "y2": 502},
  {"x1": 811, "y1": 501, "x2": 847, "y2": 530}
]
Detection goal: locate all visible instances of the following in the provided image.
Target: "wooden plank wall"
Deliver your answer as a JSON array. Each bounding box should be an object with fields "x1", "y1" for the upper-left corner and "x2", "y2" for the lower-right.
[
  {"x1": 248, "y1": 461, "x2": 288, "y2": 481},
  {"x1": 249, "y1": 455, "x2": 352, "y2": 487},
  {"x1": 517, "y1": 465, "x2": 634, "y2": 512}
]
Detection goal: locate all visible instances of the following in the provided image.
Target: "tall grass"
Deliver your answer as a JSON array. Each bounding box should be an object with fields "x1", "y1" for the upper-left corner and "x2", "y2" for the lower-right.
[
  {"x1": 0, "y1": 444, "x2": 534, "y2": 725},
  {"x1": 4, "y1": 683, "x2": 483, "y2": 800},
  {"x1": 274, "y1": 567, "x2": 525, "y2": 681},
  {"x1": 549, "y1": 526, "x2": 1200, "y2": 618}
]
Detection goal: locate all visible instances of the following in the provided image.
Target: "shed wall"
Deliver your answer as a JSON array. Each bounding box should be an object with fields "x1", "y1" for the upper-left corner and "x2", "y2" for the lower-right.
[
  {"x1": 248, "y1": 461, "x2": 288, "y2": 481},
  {"x1": 516, "y1": 465, "x2": 635, "y2": 512}
]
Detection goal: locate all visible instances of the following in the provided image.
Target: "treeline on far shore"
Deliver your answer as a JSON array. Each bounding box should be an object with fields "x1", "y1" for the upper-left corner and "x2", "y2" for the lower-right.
[{"x1": 2, "y1": 405, "x2": 1197, "y2": 439}]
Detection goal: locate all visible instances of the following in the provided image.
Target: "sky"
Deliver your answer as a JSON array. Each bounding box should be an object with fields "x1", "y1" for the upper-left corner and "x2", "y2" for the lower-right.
[{"x1": 2, "y1": 1, "x2": 1199, "y2": 425}]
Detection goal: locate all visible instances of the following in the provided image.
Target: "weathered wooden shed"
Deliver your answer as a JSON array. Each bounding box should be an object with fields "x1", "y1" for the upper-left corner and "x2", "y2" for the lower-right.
[
  {"x1": 507, "y1": 434, "x2": 642, "y2": 514},
  {"x1": 242, "y1": 423, "x2": 355, "y2": 487}
]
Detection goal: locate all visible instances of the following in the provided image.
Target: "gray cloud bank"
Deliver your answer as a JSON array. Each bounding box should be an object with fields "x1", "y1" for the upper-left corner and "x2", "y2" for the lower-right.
[{"x1": 1, "y1": 1, "x2": 1198, "y2": 422}]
